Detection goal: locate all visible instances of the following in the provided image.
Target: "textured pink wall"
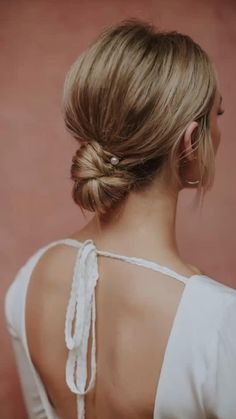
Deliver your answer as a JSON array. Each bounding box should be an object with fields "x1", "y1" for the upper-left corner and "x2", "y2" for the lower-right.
[{"x1": 1, "y1": 1, "x2": 236, "y2": 417}]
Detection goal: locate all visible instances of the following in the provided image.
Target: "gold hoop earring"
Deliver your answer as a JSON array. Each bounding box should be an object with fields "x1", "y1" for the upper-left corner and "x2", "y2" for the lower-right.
[
  {"x1": 182, "y1": 157, "x2": 200, "y2": 185},
  {"x1": 185, "y1": 179, "x2": 200, "y2": 185}
]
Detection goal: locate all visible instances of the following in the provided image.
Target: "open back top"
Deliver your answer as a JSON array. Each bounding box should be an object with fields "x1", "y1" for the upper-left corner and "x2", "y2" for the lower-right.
[{"x1": 4, "y1": 237, "x2": 236, "y2": 419}]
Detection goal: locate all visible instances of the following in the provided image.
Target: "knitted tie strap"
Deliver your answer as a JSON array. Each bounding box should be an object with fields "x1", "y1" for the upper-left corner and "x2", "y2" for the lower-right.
[{"x1": 64, "y1": 239, "x2": 99, "y2": 418}]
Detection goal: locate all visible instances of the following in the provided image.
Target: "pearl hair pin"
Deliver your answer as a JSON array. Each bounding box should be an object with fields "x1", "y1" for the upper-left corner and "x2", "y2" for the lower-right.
[{"x1": 110, "y1": 155, "x2": 120, "y2": 166}]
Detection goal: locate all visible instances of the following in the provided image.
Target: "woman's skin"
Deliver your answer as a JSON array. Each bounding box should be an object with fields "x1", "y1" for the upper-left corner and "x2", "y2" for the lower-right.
[{"x1": 26, "y1": 88, "x2": 224, "y2": 419}]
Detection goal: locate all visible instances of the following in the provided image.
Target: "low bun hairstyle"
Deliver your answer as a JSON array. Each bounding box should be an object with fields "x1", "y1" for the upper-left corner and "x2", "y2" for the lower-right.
[
  {"x1": 63, "y1": 18, "x2": 217, "y2": 215},
  {"x1": 71, "y1": 142, "x2": 134, "y2": 214}
]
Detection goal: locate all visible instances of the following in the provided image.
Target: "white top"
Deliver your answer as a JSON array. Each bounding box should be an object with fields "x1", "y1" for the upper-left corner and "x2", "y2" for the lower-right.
[{"x1": 4, "y1": 237, "x2": 236, "y2": 419}]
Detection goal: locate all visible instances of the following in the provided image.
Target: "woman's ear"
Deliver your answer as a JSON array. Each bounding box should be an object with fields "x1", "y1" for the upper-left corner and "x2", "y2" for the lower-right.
[{"x1": 181, "y1": 121, "x2": 199, "y2": 162}]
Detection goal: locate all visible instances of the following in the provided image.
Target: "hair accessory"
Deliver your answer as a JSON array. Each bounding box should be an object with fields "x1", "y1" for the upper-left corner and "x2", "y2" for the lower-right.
[{"x1": 110, "y1": 155, "x2": 120, "y2": 166}]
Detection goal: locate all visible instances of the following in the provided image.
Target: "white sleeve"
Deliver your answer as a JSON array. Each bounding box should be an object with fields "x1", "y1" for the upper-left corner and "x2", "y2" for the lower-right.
[
  {"x1": 4, "y1": 262, "x2": 58, "y2": 419},
  {"x1": 208, "y1": 298, "x2": 236, "y2": 418}
]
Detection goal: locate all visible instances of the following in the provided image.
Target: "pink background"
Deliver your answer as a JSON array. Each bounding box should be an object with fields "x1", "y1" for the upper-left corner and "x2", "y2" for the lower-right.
[{"x1": 1, "y1": 1, "x2": 236, "y2": 417}]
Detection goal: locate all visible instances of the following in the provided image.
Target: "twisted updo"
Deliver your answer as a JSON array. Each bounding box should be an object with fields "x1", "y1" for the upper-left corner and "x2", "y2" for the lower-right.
[
  {"x1": 63, "y1": 18, "x2": 217, "y2": 215},
  {"x1": 70, "y1": 142, "x2": 134, "y2": 214}
]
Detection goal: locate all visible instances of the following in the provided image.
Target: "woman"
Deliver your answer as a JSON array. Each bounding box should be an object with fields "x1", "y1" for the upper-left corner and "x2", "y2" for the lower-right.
[{"x1": 5, "y1": 18, "x2": 236, "y2": 419}]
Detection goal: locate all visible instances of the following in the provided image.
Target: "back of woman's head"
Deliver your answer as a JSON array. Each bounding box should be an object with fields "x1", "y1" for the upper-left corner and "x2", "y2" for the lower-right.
[{"x1": 63, "y1": 18, "x2": 217, "y2": 216}]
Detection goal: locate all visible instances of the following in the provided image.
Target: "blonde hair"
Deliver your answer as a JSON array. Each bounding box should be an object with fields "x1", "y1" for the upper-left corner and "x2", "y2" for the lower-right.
[{"x1": 63, "y1": 18, "x2": 217, "y2": 215}]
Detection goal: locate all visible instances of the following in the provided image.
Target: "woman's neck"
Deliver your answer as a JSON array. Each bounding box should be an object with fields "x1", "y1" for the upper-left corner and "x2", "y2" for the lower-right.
[{"x1": 80, "y1": 179, "x2": 180, "y2": 262}]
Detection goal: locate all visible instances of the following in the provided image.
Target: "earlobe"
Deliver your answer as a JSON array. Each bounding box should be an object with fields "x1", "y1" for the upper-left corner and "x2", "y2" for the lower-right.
[{"x1": 182, "y1": 121, "x2": 199, "y2": 162}]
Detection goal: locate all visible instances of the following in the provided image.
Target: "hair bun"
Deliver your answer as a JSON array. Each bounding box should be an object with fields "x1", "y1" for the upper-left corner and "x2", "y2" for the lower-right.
[
  {"x1": 71, "y1": 141, "x2": 112, "y2": 181},
  {"x1": 71, "y1": 142, "x2": 133, "y2": 214}
]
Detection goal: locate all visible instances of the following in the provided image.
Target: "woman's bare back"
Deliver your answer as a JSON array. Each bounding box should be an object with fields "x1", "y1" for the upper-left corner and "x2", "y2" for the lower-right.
[{"x1": 25, "y1": 236, "x2": 197, "y2": 419}]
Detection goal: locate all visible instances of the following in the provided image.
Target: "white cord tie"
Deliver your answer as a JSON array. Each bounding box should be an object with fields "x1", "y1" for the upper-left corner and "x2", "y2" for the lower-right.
[{"x1": 64, "y1": 239, "x2": 99, "y2": 418}]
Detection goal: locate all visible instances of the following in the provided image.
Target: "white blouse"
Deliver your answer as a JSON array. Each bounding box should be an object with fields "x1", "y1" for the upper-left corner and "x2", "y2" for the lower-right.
[{"x1": 4, "y1": 238, "x2": 236, "y2": 419}]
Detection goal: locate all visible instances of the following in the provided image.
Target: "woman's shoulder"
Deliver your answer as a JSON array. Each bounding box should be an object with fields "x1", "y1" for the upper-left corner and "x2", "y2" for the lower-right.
[
  {"x1": 193, "y1": 273, "x2": 236, "y2": 298},
  {"x1": 181, "y1": 273, "x2": 236, "y2": 361},
  {"x1": 4, "y1": 238, "x2": 79, "y2": 334},
  {"x1": 187, "y1": 273, "x2": 236, "y2": 317},
  {"x1": 177, "y1": 273, "x2": 236, "y2": 417},
  {"x1": 198, "y1": 276, "x2": 236, "y2": 417},
  {"x1": 178, "y1": 273, "x2": 236, "y2": 344}
]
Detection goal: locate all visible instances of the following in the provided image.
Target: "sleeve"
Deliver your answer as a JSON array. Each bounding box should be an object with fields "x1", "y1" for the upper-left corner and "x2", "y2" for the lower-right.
[
  {"x1": 206, "y1": 298, "x2": 236, "y2": 418},
  {"x1": 4, "y1": 260, "x2": 59, "y2": 419}
]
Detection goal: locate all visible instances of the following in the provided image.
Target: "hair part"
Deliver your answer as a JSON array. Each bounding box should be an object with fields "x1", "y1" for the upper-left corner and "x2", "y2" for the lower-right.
[{"x1": 63, "y1": 18, "x2": 217, "y2": 215}]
